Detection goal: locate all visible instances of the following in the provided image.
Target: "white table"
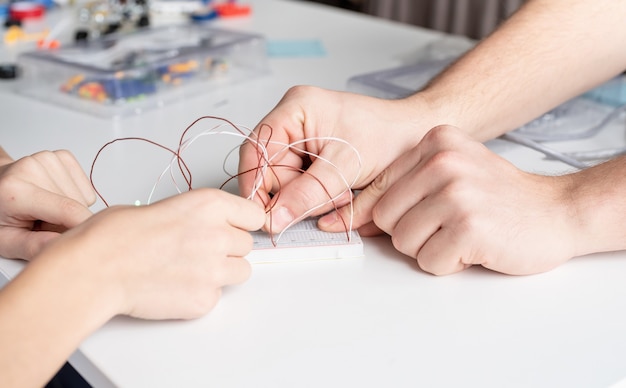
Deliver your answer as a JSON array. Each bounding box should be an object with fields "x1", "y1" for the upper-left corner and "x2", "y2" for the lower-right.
[{"x1": 1, "y1": 1, "x2": 626, "y2": 387}]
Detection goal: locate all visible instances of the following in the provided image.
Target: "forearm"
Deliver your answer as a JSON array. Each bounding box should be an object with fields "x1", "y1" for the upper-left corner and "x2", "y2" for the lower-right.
[
  {"x1": 564, "y1": 156, "x2": 626, "y2": 257},
  {"x1": 415, "y1": 0, "x2": 626, "y2": 141},
  {"x1": 0, "y1": 248, "x2": 119, "y2": 387}
]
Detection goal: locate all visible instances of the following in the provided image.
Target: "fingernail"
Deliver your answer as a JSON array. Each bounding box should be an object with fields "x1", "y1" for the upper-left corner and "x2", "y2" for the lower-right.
[
  {"x1": 268, "y1": 206, "x2": 294, "y2": 233},
  {"x1": 318, "y1": 212, "x2": 338, "y2": 228}
]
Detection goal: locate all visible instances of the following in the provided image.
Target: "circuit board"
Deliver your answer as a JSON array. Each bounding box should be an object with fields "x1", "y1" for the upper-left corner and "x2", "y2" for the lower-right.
[{"x1": 247, "y1": 218, "x2": 364, "y2": 263}]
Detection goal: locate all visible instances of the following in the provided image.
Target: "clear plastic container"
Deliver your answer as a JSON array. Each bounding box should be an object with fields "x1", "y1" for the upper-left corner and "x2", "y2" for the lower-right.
[
  {"x1": 347, "y1": 59, "x2": 452, "y2": 99},
  {"x1": 347, "y1": 59, "x2": 621, "y2": 142},
  {"x1": 15, "y1": 24, "x2": 268, "y2": 117}
]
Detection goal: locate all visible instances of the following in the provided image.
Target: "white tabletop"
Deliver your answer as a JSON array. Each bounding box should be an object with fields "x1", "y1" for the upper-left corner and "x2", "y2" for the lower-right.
[{"x1": 1, "y1": 1, "x2": 626, "y2": 387}]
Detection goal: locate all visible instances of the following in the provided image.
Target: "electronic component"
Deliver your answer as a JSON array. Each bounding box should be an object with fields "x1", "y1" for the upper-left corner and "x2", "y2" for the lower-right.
[
  {"x1": 247, "y1": 218, "x2": 364, "y2": 264},
  {"x1": 15, "y1": 24, "x2": 268, "y2": 117}
]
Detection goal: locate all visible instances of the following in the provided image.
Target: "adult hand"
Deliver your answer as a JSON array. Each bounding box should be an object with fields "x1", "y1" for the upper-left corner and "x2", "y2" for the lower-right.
[
  {"x1": 42, "y1": 188, "x2": 266, "y2": 320},
  {"x1": 322, "y1": 125, "x2": 577, "y2": 275},
  {"x1": 238, "y1": 86, "x2": 433, "y2": 233},
  {"x1": 0, "y1": 148, "x2": 95, "y2": 260}
]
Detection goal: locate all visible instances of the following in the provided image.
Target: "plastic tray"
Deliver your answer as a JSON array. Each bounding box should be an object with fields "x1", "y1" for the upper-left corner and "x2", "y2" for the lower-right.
[
  {"x1": 347, "y1": 59, "x2": 452, "y2": 99},
  {"x1": 347, "y1": 60, "x2": 623, "y2": 142},
  {"x1": 15, "y1": 24, "x2": 268, "y2": 117}
]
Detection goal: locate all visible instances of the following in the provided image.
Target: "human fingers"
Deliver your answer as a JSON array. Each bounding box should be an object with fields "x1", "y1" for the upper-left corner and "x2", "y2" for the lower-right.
[
  {"x1": 164, "y1": 194, "x2": 256, "y2": 285},
  {"x1": 415, "y1": 227, "x2": 473, "y2": 275},
  {"x1": 199, "y1": 224, "x2": 255, "y2": 259},
  {"x1": 238, "y1": 133, "x2": 280, "y2": 208},
  {"x1": 238, "y1": 95, "x2": 306, "y2": 207},
  {"x1": 6, "y1": 183, "x2": 93, "y2": 228},
  {"x1": 0, "y1": 227, "x2": 58, "y2": 260},
  {"x1": 381, "y1": 181, "x2": 480, "y2": 276},
  {"x1": 263, "y1": 150, "x2": 362, "y2": 233},
  {"x1": 220, "y1": 191, "x2": 266, "y2": 232},
  {"x1": 371, "y1": 125, "x2": 477, "y2": 233},
  {"x1": 215, "y1": 256, "x2": 252, "y2": 286},
  {"x1": 381, "y1": 124, "x2": 569, "y2": 275},
  {"x1": 240, "y1": 87, "x2": 375, "y2": 232},
  {"x1": 151, "y1": 189, "x2": 265, "y2": 237},
  {"x1": 50, "y1": 150, "x2": 96, "y2": 206},
  {"x1": 63, "y1": 194, "x2": 253, "y2": 320},
  {"x1": 372, "y1": 126, "x2": 479, "y2": 274},
  {"x1": 355, "y1": 221, "x2": 384, "y2": 237},
  {"x1": 318, "y1": 140, "x2": 425, "y2": 233},
  {"x1": 27, "y1": 150, "x2": 95, "y2": 206}
]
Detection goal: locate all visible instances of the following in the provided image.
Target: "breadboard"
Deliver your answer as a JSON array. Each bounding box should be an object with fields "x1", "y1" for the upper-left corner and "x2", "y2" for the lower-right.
[{"x1": 247, "y1": 218, "x2": 364, "y2": 264}]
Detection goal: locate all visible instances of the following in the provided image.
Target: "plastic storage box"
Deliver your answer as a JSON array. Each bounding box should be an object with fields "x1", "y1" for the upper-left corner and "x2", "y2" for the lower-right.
[
  {"x1": 347, "y1": 59, "x2": 623, "y2": 142},
  {"x1": 347, "y1": 59, "x2": 452, "y2": 99},
  {"x1": 16, "y1": 24, "x2": 268, "y2": 117}
]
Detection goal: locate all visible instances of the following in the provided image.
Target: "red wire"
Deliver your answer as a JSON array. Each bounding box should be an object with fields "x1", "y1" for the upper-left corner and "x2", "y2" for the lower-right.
[{"x1": 90, "y1": 117, "x2": 351, "y2": 245}]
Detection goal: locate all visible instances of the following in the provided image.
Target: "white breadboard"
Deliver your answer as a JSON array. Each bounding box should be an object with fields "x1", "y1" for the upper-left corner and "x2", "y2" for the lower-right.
[{"x1": 247, "y1": 218, "x2": 364, "y2": 264}]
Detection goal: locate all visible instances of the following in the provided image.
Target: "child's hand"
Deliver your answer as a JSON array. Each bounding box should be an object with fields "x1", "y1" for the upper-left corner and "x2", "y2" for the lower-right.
[
  {"x1": 0, "y1": 148, "x2": 95, "y2": 260},
  {"x1": 44, "y1": 188, "x2": 265, "y2": 320}
]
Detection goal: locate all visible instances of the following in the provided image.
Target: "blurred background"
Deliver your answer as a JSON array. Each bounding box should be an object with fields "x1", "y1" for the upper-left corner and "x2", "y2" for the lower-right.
[{"x1": 300, "y1": 0, "x2": 525, "y2": 39}]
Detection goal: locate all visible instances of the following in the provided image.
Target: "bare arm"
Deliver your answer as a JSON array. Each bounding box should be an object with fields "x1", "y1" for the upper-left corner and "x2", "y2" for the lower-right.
[
  {"x1": 565, "y1": 156, "x2": 626, "y2": 257},
  {"x1": 417, "y1": 0, "x2": 626, "y2": 141},
  {"x1": 239, "y1": 0, "x2": 626, "y2": 233},
  {"x1": 0, "y1": 247, "x2": 120, "y2": 387},
  {"x1": 326, "y1": 126, "x2": 626, "y2": 275},
  {"x1": 0, "y1": 189, "x2": 265, "y2": 387}
]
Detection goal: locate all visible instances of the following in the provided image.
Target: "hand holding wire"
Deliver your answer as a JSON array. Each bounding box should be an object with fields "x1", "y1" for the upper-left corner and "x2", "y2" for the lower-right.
[
  {"x1": 238, "y1": 85, "x2": 428, "y2": 234},
  {"x1": 0, "y1": 149, "x2": 95, "y2": 260}
]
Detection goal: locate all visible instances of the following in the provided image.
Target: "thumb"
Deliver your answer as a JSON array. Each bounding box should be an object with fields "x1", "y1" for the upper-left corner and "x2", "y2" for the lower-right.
[
  {"x1": 264, "y1": 160, "x2": 355, "y2": 233},
  {"x1": 317, "y1": 173, "x2": 388, "y2": 233},
  {"x1": 319, "y1": 143, "x2": 425, "y2": 233}
]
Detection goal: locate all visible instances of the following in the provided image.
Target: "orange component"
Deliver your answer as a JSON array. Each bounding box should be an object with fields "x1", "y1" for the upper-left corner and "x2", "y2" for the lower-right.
[
  {"x1": 61, "y1": 74, "x2": 85, "y2": 92},
  {"x1": 37, "y1": 38, "x2": 60, "y2": 49},
  {"x1": 78, "y1": 82, "x2": 107, "y2": 102},
  {"x1": 4, "y1": 26, "x2": 49, "y2": 45},
  {"x1": 168, "y1": 60, "x2": 199, "y2": 73},
  {"x1": 214, "y1": 3, "x2": 251, "y2": 17},
  {"x1": 3, "y1": 26, "x2": 24, "y2": 44}
]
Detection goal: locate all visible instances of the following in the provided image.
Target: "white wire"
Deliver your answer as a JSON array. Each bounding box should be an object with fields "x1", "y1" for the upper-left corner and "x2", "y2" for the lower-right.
[
  {"x1": 262, "y1": 137, "x2": 362, "y2": 242},
  {"x1": 146, "y1": 123, "x2": 267, "y2": 204},
  {"x1": 143, "y1": 121, "x2": 362, "y2": 245}
]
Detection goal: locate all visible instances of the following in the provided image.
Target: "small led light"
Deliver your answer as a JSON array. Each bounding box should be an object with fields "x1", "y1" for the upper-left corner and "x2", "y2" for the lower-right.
[{"x1": 134, "y1": 200, "x2": 141, "y2": 206}]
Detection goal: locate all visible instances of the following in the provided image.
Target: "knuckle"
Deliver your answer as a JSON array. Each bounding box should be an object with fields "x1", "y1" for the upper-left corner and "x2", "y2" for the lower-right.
[
  {"x1": 187, "y1": 289, "x2": 221, "y2": 318},
  {"x1": 370, "y1": 167, "x2": 393, "y2": 195},
  {"x1": 31, "y1": 150, "x2": 57, "y2": 165},
  {"x1": 415, "y1": 254, "x2": 449, "y2": 276},
  {"x1": 284, "y1": 84, "x2": 318, "y2": 99},
  {"x1": 425, "y1": 150, "x2": 463, "y2": 173},
  {"x1": 239, "y1": 231, "x2": 254, "y2": 252},
  {"x1": 423, "y1": 124, "x2": 459, "y2": 144},
  {"x1": 289, "y1": 181, "x2": 326, "y2": 211},
  {"x1": 417, "y1": 258, "x2": 448, "y2": 276},
  {"x1": 57, "y1": 196, "x2": 86, "y2": 215},
  {"x1": 371, "y1": 203, "x2": 389, "y2": 232},
  {"x1": 53, "y1": 149, "x2": 77, "y2": 165},
  {"x1": 195, "y1": 188, "x2": 228, "y2": 210},
  {"x1": 390, "y1": 233, "x2": 411, "y2": 257},
  {"x1": 11, "y1": 155, "x2": 40, "y2": 175},
  {"x1": 0, "y1": 173, "x2": 22, "y2": 198}
]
